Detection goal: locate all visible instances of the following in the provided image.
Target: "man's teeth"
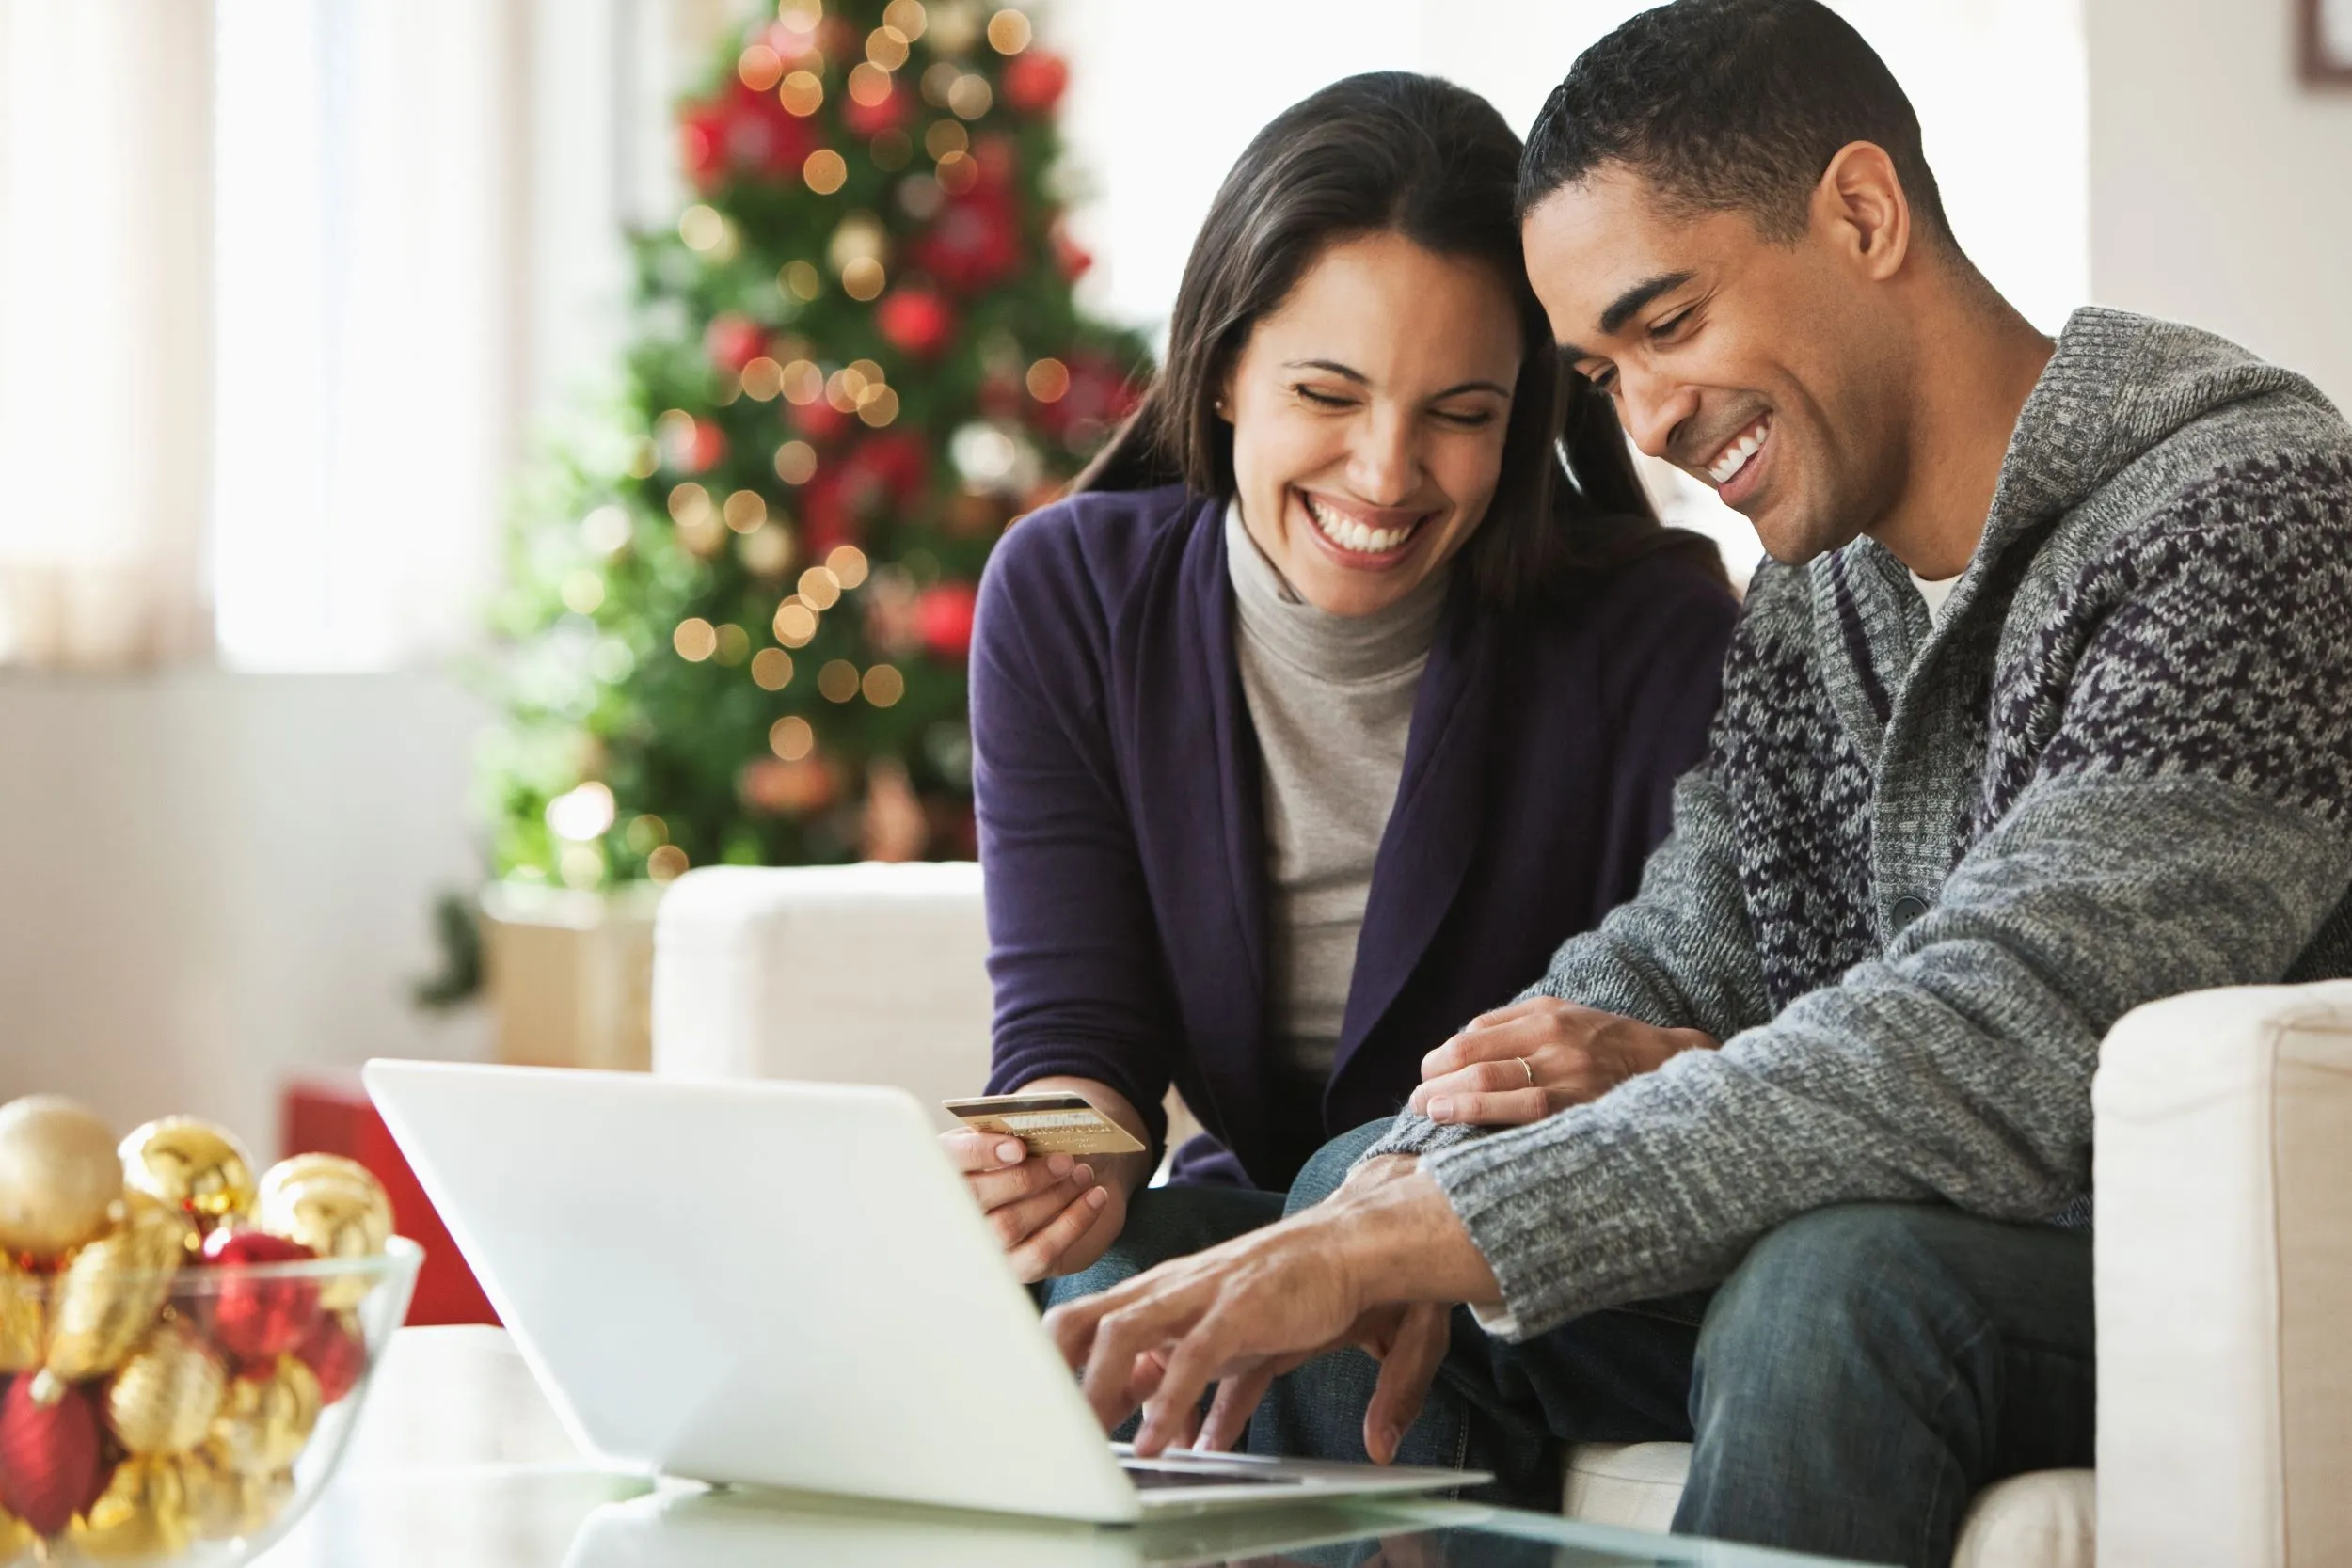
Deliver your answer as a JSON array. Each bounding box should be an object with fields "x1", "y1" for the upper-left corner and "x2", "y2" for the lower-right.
[
  {"x1": 1304, "y1": 494, "x2": 1415, "y2": 555},
  {"x1": 1708, "y1": 420, "x2": 1769, "y2": 486}
]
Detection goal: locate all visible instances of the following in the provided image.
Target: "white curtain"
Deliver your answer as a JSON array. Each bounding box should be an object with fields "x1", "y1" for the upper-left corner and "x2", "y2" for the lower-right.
[{"x1": 0, "y1": 0, "x2": 216, "y2": 668}]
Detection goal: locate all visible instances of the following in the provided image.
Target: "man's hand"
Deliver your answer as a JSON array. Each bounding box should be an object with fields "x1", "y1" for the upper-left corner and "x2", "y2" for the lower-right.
[
  {"x1": 1041, "y1": 1157, "x2": 1494, "y2": 1459},
  {"x1": 1410, "y1": 997, "x2": 1715, "y2": 1127}
]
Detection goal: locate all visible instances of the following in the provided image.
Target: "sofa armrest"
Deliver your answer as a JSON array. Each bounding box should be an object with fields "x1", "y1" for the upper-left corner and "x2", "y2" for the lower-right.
[
  {"x1": 649, "y1": 863, "x2": 993, "y2": 1128},
  {"x1": 2094, "y1": 980, "x2": 2352, "y2": 1568}
]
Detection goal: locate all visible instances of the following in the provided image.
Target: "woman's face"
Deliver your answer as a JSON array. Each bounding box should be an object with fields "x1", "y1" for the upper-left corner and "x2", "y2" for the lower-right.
[{"x1": 1221, "y1": 230, "x2": 1523, "y2": 618}]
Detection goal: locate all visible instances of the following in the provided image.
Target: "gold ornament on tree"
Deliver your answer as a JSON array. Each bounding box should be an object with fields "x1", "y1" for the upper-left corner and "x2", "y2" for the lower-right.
[
  {"x1": 104, "y1": 1315, "x2": 230, "y2": 1455},
  {"x1": 252, "y1": 1154, "x2": 392, "y2": 1312},
  {"x1": 210, "y1": 1355, "x2": 322, "y2": 1476},
  {"x1": 119, "y1": 1117, "x2": 258, "y2": 1243},
  {"x1": 71, "y1": 1454, "x2": 192, "y2": 1560},
  {"x1": 0, "y1": 1094, "x2": 123, "y2": 1261},
  {"x1": 40, "y1": 1193, "x2": 192, "y2": 1389}
]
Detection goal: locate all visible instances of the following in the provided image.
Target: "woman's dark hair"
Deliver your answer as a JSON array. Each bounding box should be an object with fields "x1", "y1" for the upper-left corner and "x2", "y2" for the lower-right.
[{"x1": 1074, "y1": 71, "x2": 1722, "y2": 602}]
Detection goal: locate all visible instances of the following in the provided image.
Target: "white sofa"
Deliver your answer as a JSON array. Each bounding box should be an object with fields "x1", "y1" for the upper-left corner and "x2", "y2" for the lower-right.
[{"x1": 651, "y1": 862, "x2": 2352, "y2": 1568}]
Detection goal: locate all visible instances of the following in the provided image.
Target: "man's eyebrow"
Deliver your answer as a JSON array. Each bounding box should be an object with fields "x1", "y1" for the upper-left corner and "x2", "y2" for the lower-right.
[
  {"x1": 1597, "y1": 270, "x2": 1697, "y2": 336},
  {"x1": 1281, "y1": 361, "x2": 1513, "y2": 400}
]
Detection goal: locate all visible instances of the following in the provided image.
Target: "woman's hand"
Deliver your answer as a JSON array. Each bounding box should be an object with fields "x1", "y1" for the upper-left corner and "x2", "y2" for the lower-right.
[
  {"x1": 943, "y1": 1078, "x2": 1153, "y2": 1283},
  {"x1": 1408, "y1": 997, "x2": 1716, "y2": 1127},
  {"x1": 941, "y1": 1132, "x2": 1120, "y2": 1283}
]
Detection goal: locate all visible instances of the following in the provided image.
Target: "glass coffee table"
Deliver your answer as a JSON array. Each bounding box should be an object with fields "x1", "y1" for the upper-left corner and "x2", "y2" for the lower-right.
[{"x1": 253, "y1": 1328, "x2": 1875, "y2": 1568}]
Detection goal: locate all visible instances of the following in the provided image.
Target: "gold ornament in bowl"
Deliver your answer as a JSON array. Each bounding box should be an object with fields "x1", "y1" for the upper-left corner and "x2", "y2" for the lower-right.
[
  {"x1": 0, "y1": 1252, "x2": 43, "y2": 1373},
  {"x1": 104, "y1": 1314, "x2": 230, "y2": 1456},
  {"x1": 252, "y1": 1154, "x2": 392, "y2": 1311},
  {"x1": 40, "y1": 1192, "x2": 192, "y2": 1387},
  {"x1": 210, "y1": 1354, "x2": 323, "y2": 1476},
  {"x1": 120, "y1": 1117, "x2": 258, "y2": 1241},
  {"x1": 0, "y1": 1094, "x2": 123, "y2": 1261},
  {"x1": 71, "y1": 1453, "x2": 193, "y2": 1560},
  {"x1": 0, "y1": 1502, "x2": 32, "y2": 1560}
]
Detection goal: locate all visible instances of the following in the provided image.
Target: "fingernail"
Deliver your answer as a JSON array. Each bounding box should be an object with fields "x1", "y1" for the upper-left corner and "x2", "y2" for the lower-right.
[
  {"x1": 1046, "y1": 1152, "x2": 1073, "y2": 1177},
  {"x1": 996, "y1": 1140, "x2": 1025, "y2": 1164},
  {"x1": 1428, "y1": 1098, "x2": 1453, "y2": 1121},
  {"x1": 1087, "y1": 1186, "x2": 1109, "y2": 1209},
  {"x1": 1377, "y1": 1422, "x2": 1400, "y2": 1458},
  {"x1": 1073, "y1": 1163, "x2": 1094, "y2": 1186}
]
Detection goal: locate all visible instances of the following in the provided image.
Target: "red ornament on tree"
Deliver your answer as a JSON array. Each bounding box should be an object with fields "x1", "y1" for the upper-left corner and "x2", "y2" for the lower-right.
[
  {"x1": 1049, "y1": 220, "x2": 1093, "y2": 282},
  {"x1": 706, "y1": 313, "x2": 769, "y2": 376},
  {"x1": 681, "y1": 418, "x2": 729, "y2": 473},
  {"x1": 788, "y1": 397, "x2": 850, "y2": 444},
  {"x1": 1004, "y1": 51, "x2": 1071, "y2": 115},
  {"x1": 0, "y1": 1375, "x2": 106, "y2": 1537},
  {"x1": 917, "y1": 581, "x2": 980, "y2": 661},
  {"x1": 202, "y1": 1228, "x2": 323, "y2": 1369},
  {"x1": 910, "y1": 180, "x2": 1025, "y2": 295},
  {"x1": 876, "y1": 289, "x2": 955, "y2": 357},
  {"x1": 679, "y1": 78, "x2": 818, "y2": 190},
  {"x1": 294, "y1": 1313, "x2": 367, "y2": 1407}
]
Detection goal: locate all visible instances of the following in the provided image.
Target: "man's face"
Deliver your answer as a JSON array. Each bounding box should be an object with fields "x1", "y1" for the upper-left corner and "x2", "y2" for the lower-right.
[{"x1": 1521, "y1": 166, "x2": 1910, "y2": 564}]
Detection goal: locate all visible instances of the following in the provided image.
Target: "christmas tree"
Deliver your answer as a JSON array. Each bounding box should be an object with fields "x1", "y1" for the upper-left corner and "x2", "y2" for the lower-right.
[{"x1": 482, "y1": 0, "x2": 1149, "y2": 892}]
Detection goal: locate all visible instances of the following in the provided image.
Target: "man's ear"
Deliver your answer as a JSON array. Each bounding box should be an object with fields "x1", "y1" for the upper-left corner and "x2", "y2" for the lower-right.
[{"x1": 1813, "y1": 140, "x2": 1912, "y2": 283}]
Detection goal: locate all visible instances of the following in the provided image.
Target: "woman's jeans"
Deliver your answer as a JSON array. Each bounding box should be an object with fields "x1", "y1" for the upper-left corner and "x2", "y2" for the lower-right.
[{"x1": 1240, "y1": 1120, "x2": 2098, "y2": 1568}]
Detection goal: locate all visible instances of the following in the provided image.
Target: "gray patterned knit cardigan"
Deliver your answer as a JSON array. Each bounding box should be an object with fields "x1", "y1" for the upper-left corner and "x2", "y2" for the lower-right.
[{"x1": 1366, "y1": 307, "x2": 2352, "y2": 1338}]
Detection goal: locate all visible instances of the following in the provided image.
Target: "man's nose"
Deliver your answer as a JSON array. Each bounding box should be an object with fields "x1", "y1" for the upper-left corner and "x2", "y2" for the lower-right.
[
  {"x1": 1615, "y1": 365, "x2": 1699, "y2": 464},
  {"x1": 1346, "y1": 408, "x2": 1420, "y2": 506}
]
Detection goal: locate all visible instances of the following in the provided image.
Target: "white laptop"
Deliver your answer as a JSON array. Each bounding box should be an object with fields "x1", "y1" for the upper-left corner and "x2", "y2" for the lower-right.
[{"x1": 362, "y1": 1060, "x2": 1487, "y2": 1523}]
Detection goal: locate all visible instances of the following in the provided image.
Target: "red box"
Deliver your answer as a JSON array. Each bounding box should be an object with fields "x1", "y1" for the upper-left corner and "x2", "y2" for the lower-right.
[{"x1": 281, "y1": 1073, "x2": 499, "y2": 1327}]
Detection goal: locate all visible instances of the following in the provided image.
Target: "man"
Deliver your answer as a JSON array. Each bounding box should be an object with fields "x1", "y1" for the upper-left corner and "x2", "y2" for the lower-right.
[{"x1": 1041, "y1": 2, "x2": 2352, "y2": 1563}]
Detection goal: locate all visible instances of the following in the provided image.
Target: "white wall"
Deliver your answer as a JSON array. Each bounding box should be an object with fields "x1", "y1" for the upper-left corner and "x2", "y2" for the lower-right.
[
  {"x1": 0, "y1": 673, "x2": 488, "y2": 1156},
  {"x1": 2086, "y1": 0, "x2": 2352, "y2": 409}
]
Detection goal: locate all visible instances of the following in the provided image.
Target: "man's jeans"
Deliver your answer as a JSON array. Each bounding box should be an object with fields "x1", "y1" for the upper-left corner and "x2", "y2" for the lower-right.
[{"x1": 1244, "y1": 1120, "x2": 2096, "y2": 1568}]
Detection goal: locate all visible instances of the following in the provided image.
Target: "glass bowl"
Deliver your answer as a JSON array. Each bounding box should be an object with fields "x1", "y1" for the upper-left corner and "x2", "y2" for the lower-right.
[{"x1": 2, "y1": 1236, "x2": 422, "y2": 1566}]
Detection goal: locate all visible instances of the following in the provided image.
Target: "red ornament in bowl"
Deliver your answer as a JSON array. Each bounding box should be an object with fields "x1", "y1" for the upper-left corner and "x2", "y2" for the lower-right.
[
  {"x1": 0, "y1": 1373, "x2": 106, "y2": 1537},
  {"x1": 294, "y1": 1312, "x2": 367, "y2": 1407},
  {"x1": 202, "y1": 1227, "x2": 323, "y2": 1368}
]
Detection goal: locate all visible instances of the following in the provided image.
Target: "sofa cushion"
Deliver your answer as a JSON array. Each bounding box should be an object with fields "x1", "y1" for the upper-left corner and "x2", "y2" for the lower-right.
[{"x1": 1561, "y1": 1443, "x2": 2093, "y2": 1566}]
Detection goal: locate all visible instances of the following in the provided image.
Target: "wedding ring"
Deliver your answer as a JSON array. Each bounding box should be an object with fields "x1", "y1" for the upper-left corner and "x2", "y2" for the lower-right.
[{"x1": 1516, "y1": 1056, "x2": 1534, "y2": 1087}]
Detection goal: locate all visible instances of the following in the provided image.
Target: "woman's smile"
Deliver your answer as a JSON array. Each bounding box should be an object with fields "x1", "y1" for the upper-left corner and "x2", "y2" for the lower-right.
[{"x1": 1293, "y1": 486, "x2": 1435, "y2": 569}]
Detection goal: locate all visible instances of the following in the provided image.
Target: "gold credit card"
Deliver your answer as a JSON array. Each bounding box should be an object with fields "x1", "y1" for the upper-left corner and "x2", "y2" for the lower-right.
[{"x1": 942, "y1": 1092, "x2": 1147, "y2": 1156}]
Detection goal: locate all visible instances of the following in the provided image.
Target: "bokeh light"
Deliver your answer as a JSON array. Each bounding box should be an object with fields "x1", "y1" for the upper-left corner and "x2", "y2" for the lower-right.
[
  {"x1": 1026, "y1": 357, "x2": 1072, "y2": 403},
  {"x1": 858, "y1": 386, "x2": 901, "y2": 426},
  {"x1": 842, "y1": 257, "x2": 886, "y2": 300},
  {"x1": 866, "y1": 27, "x2": 912, "y2": 71},
  {"x1": 780, "y1": 358, "x2": 824, "y2": 404},
  {"x1": 752, "y1": 648, "x2": 795, "y2": 690},
  {"x1": 818, "y1": 659, "x2": 862, "y2": 703},
  {"x1": 925, "y1": 120, "x2": 969, "y2": 160},
  {"x1": 781, "y1": 261, "x2": 823, "y2": 302},
  {"x1": 780, "y1": 71, "x2": 824, "y2": 117},
  {"x1": 803, "y1": 150, "x2": 849, "y2": 195},
  {"x1": 546, "y1": 781, "x2": 616, "y2": 842},
  {"x1": 723, "y1": 489, "x2": 768, "y2": 532},
  {"x1": 986, "y1": 8, "x2": 1032, "y2": 54},
  {"x1": 679, "y1": 204, "x2": 730, "y2": 252},
  {"x1": 740, "y1": 356, "x2": 784, "y2": 401},
  {"x1": 863, "y1": 663, "x2": 907, "y2": 707},
  {"x1": 774, "y1": 599, "x2": 819, "y2": 646},
  {"x1": 580, "y1": 505, "x2": 630, "y2": 555},
  {"x1": 774, "y1": 439, "x2": 818, "y2": 484},
  {"x1": 715, "y1": 623, "x2": 751, "y2": 665},
  {"x1": 739, "y1": 43, "x2": 785, "y2": 91},
  {"x1": 674, "y1": 617, "x2": 719, "y2": 661},
  {"x1": 646, "y1": 845, "x2": 690, "y2": 882},
  {"x1": 849, "y1": 63, "x2": 896, "y2": 107},
  {"x1": 625, "y1": 814, "x2": 668, "y2": 855},
  {"x1": 935, "y1": 150, "x2": 978, "y2": 195},
  {"x1": 560, "y1": 569, "x2": 606, "y2": 615},
  {"x1": 826, "y1": 544, "x2": 871, "y2": 588},
  {"x1": 871, "y1": 130, "x2": 913, "y2": 172},
  {"x1": 739, "y1": 519, "x2": 796, "y2": 578},
  {"x1": 947, "y1": 73, "x2": 993, "y2": 120},
  {"x1": 770, "y1": 714, "x2": 816, "y2": 761},
  {"x1": 883, "y1": 0, "x2": 930, "y2": 41},
  {"x1": 799, "y1": 565, "x2": 844, "y2": 610}
]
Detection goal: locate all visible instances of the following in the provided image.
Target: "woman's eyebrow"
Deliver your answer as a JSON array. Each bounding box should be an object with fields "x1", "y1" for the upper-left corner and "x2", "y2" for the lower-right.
[{"x1": 1281, "y1": 359, "x2": 1511, "y2": 400}]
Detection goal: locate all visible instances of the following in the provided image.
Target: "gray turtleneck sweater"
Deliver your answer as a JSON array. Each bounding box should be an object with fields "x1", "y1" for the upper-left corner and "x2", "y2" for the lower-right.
[{"x1": 1225, "y1": 504, "x2": 1447, "y2": 1081}]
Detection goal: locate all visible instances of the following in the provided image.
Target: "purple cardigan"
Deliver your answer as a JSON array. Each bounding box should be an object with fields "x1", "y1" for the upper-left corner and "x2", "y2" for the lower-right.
[{"x1": 971, "y1": 485, "x2": 1735, "y2": 1188}]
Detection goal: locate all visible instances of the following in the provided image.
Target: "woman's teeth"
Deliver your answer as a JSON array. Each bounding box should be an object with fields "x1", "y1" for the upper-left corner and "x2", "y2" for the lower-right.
[
  {"x1": 1304, "y1": 493, "x2": 1417, "y2": 555},
  {"x1": 1708, "y1": 419, "x2": 1770, "y2": 486}
]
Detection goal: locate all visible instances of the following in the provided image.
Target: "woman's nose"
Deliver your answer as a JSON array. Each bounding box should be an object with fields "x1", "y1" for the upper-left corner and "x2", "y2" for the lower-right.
[{"x1": 1345, "y1": 409, "x2": 1420, "y2": 506}]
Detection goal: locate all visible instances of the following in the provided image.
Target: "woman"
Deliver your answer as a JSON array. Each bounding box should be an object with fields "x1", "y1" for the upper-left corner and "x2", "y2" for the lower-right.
[{"x1": 948, "y1": 72, "x2": 1736, "y2": 1291}]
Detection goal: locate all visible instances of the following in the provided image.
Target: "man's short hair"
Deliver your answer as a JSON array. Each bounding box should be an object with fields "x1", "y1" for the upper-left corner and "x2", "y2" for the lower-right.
[{"x1": 1519, "y1": 0, "x2": 1953, "y2": 247}]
